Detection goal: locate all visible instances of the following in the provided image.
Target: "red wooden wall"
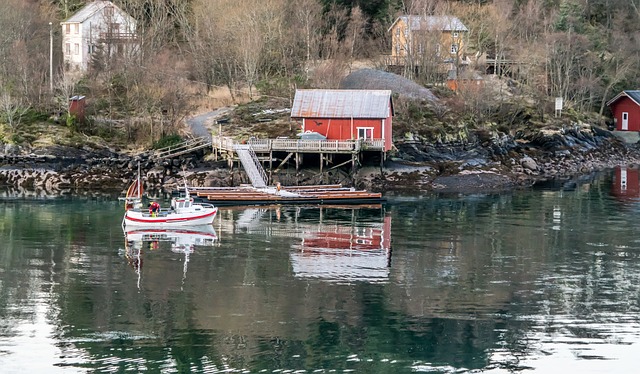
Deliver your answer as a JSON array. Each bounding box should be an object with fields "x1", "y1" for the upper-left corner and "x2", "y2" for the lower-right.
[{"x1": 610, "y1": 97, "x2": 640, "y2": 131}]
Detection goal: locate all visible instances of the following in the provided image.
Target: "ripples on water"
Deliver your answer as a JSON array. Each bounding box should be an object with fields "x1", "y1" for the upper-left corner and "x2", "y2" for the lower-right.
[{"x1": 1, "y1": 170, "x2": 640, "y2": 372}]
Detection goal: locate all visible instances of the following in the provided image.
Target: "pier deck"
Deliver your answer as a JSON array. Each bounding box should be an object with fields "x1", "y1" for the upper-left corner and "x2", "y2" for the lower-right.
[{"x1": 188, "y1": 184, "x2": 384, "y2": 206}]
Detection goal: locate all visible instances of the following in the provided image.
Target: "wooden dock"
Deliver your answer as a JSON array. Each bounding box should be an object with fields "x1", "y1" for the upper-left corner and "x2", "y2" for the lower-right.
[{"x1": 188, "y1": 184, "x2": 384, "y2": 206}]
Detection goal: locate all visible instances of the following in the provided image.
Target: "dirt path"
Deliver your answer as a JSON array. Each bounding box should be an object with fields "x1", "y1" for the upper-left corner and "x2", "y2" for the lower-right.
[{"x1": 185, "y1": 107, "x2": 235, "y2": 139}]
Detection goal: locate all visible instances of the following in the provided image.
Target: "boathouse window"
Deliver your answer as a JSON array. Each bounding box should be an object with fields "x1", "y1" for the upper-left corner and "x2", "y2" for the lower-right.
[
  {"x1": 357, "y1": 127, "x2": 374, "y2": 140},
  {"x1": 451, "y1": 43, "x2": 459, "y2": 54}
]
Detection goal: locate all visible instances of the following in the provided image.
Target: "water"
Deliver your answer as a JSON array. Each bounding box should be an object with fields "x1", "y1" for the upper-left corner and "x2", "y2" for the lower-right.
[{"x1": 1, "y1": 169, "x2": 640, "y2": 373}]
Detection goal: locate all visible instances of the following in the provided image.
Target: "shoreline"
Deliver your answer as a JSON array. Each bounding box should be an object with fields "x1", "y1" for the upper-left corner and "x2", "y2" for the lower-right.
[{"x1": 1, "y1": 127, "x2": 639, "y2": 196}]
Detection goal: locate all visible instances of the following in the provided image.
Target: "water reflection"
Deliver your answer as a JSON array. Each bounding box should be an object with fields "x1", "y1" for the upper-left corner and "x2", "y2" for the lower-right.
[
  {"x1": 290, "y1": 212, "x2": 391, "y2": 283},
  {"x1": 611, "y1": 165, "x2": 640, "y2": 202},
  {"x1": 223, "y1": 205, "x2": 392, "y2": 283},
  {"x1": 4, "y1": 182, "x2": 640, "y2": 373},
  {"x1": 121, "y1": 225, "x2": 218, "y2": 289}
]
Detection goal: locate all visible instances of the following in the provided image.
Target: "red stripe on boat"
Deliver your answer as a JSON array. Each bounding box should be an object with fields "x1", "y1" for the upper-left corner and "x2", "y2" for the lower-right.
[{"x1": 125, "y1": 209, "x2": 217, "y2": 223}]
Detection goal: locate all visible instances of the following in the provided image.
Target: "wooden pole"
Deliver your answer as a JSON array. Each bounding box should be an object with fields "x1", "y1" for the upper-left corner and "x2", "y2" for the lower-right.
[
  {"x1": 269, "y1": 150, "x2": 273, "y2": 185},
  {"x1": 351, "y1": 153, "x2": 355, "y2": 175}
]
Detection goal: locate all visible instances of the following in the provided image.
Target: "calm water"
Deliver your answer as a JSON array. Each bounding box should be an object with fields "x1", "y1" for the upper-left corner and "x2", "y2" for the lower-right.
[{"x1": 2, "y1": 169, "x2": 640, "y2": 373}]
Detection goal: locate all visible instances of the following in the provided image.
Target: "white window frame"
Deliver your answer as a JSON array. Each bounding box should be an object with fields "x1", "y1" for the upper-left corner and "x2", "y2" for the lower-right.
[
  {"x1": 451, "y1": 43, "x2": 459, "y2": 54},
  {"x1": 357, "y1": 127, "x2": 374, "y2": 140}
]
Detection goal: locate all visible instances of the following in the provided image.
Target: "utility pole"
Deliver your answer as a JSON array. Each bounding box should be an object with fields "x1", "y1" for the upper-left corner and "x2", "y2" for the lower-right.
[{"x1": 49, "y1": 21, "x2": 53, "y2": 92}]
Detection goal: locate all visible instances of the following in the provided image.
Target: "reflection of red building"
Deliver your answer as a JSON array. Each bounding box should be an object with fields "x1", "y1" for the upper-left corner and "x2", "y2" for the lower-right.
[
  {"x1": 291, "y1": 216, "x2": 392, "y2": 282},
  {"x1": 611, "y1": 166, "x2": 640, "y2": 201},
  {"x1": 301, "y1": 216, "x2": 391, "y2": 252}
]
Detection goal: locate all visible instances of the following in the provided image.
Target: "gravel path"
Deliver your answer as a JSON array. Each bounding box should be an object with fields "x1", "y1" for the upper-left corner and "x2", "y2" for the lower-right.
[{"x1": 185, "y1": 107, "x2": 234, "y2": 139}]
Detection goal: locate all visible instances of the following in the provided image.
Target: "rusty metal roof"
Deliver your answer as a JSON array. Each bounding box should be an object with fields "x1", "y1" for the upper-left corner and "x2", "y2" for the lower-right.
[{"x1": 291, "y1": 89, "x2": 393, "y2": 119}]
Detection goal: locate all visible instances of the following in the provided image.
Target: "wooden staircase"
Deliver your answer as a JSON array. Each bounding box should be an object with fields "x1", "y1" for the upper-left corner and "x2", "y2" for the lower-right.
[
  {"x1": 233, "y1": 144, "x2": 268, "y2": 188},
  {"x1": 154, "y1": 136, "x2": 212, "y2": 159}
]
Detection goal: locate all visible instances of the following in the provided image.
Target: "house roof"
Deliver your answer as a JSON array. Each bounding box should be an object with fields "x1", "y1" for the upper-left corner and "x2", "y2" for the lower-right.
[
  {"x1": 388, "y1": 15, "x2": 468, "y2": 33},
  {"x1": 63, "y1": 0, "x2": 133, "y2": 24},
  {"x1": 606, "y1": 90, "x2": 640, "y2": 107},
  {"x1": 291, "y1": 90, "x2": 393, "y2": 119}
]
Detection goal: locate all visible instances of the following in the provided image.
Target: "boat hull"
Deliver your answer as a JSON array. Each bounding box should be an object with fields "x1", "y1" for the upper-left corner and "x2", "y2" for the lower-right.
[{"x1": 124, "y1": 208, "x2": 218, "y2": 227}]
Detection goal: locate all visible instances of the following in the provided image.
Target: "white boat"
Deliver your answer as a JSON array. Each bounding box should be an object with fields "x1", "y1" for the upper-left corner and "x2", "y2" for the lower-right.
[{"x1": 122, "y1": 175, "x2": 218, "y2": 228}]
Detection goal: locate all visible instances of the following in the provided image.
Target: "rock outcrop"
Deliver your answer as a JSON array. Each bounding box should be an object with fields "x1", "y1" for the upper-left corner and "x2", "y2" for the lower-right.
[{"x1": 1, "y1": 124, "x2": 638, "y2": 195}]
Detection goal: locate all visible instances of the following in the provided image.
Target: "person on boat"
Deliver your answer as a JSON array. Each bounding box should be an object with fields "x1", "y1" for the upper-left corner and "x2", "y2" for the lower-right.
[{"x1": 149, "y1": 201, "x2": 160, "y2": 217}]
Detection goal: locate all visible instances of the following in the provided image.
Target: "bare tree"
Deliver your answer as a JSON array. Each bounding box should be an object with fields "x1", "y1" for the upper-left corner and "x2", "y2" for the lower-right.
[
  {"x1": 52, "y1": 0, "x2": 85, "y2": 19},
  {"x1": 0, "y1": 1, "x2": 50, "y2": 107},
  {"x1": 0, "y1": 90, "x2": 30, "y2": 134},
  {"x1": 290, "y1": 0, "x2": 323, "y2": 79},
  {"x1": 598, "y1": 53, "x2": 637, "y2": 115}
]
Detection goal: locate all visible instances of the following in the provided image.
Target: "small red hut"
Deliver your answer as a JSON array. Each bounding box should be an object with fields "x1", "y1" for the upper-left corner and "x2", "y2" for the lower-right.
[
  {"x1": 69, "y1": 95, "x2": 86, "y2": 123},
  {"x1": 290, "y1": 89, "x2": 394, "y2": 151},
  {"x1": 606, "y1": 90, "x2": 640, "y2": 131}
]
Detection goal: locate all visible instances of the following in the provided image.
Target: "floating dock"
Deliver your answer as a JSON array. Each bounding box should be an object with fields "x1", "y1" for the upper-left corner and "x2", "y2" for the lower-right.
[{"x1": 188, "y1": 184, "x2": 385, "y2": 206}]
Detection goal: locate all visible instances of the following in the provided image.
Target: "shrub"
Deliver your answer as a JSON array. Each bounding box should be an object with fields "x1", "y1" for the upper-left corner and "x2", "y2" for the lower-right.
[{"x1": 153, "y1": 134, "x2": 182, "y2": 149}]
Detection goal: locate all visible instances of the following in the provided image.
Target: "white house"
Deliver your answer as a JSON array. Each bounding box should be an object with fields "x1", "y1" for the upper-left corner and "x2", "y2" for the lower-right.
[{"x1": 61, "y1": 0, "x2": 137, "y2": 71}]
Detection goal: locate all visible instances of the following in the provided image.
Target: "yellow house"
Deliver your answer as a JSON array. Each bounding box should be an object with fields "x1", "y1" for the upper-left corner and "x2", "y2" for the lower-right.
[{"x1": 388, "y1": 15, "x2": 468, "y2": 66}]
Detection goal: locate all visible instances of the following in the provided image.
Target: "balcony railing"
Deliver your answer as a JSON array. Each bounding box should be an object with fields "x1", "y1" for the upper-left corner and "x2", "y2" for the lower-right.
[
  {"x1": 212, "y1": 137, "x2": 385, "y2": 153},
  {"x1": 98, "y1": 32, "x2": 137, "y2": 41}
]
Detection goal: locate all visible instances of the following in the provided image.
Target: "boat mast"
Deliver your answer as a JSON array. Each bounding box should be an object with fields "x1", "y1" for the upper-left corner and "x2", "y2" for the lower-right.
[
  {"x1": 137, "y1": 162, "x2": 141, "y2": 199},
  {"x1": 183, "y1": 177, "x2": 190, "y2": 200}
]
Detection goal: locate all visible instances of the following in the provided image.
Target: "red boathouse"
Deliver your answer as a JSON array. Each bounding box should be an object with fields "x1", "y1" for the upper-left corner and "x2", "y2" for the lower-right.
[
  {"x1": 607, "y1": 90, "x2": 640, "y2": 131},
  {"x1": 290, "y1": 89, "x2": 394, "y2": 152}
]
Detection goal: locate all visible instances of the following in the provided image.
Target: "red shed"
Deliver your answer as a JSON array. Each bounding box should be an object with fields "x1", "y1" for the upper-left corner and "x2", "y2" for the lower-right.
[
  {"x1": 290, "y1": 89, "x2": 394, "y2": 151},
  {"x1": 606, "y1": 90, "x2": 640, "y2": 131},
  {"x1": 69, "y1": 95, "x2": 86, "y2": 123}
]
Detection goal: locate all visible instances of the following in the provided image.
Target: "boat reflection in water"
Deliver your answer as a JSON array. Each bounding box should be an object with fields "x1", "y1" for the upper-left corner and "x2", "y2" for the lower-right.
[{"x1": 121, "y1": 225, "x2": 218, "y2": 288}]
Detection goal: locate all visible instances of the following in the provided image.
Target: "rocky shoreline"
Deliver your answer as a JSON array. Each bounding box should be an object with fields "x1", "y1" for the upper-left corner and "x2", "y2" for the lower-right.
[{"x1": 1, "y1": 125, "x2": 639, "y2": 197}]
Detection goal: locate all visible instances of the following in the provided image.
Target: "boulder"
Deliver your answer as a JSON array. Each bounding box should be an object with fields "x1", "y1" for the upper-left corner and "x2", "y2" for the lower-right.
[{"x1": 521, "y1": 156, "x2": 538, "y2": 171}]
